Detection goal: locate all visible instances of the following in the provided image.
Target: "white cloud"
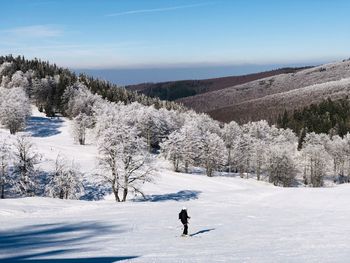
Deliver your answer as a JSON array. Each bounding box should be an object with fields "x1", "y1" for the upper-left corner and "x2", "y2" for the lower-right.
[
  {"x1": 106, "y1": 2, "x2": 212, "y2": 17},
  {"x1": 3, "y1": 25, "x2": 63, "y2": 38}
]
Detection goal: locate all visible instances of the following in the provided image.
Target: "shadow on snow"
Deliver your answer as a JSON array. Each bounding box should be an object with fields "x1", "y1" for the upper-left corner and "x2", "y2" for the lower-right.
[
  {"x1": 80, "y1": 180, "x2": 112, "y2": 201},
  {"x1": 190, "y1": 228, "x2": 215, "y2": 237},
  {"x1": 1, "y1": 255, "x2": 136, "y2": 263},
  {"x1": 0, "y1": 222, "x2": 138, "y2": 262},
  {"x1": 134, "y1": 190, "x2": 201, "y2": 202},
  {"x1": 26, "y1": 116, "x2": 63, "y2": 137}
]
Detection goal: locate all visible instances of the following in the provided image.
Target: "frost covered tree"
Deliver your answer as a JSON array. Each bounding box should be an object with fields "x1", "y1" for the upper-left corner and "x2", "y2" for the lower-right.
[
  {"x1": 0, "y1": 137, "x2": 12, "y2": 199},
  {"x1": 32, "y1": 75, "x2": 59, "y2": 114},
  {"x1": 160, "y1": 120, "x2": 202, "y2": 173},
  {"x1": 63, "y1": 82, "x2": 102, "y2": 144},
  {"x1": 12, "y1": 135, "x2": 40, "y2": 196},
  {"x1": 160, "y1": 131, "x2": 184, "y2": 172},
  {"x1": 72, "y1": 113, "x2": 93, "y2": 145},
  {"x1": 244, "y1": 121, "x2": 272, "y2": 180},
  {"x1": 32, "y1": 78, "x2": 48, "y2": 111},
  {"x1": 0, "y1": 87, "x2": 31, "y2": 134},
  {"x1": 301, "y1": 133, "x2": 330, "y2": 187},
  {"x1": 46, "y1": 155, "x2": 84, "y2": 199},
  {"x1": 158, "y1": 107, "x2": 183, "y2": 134},
  {"x1": 179, "y1": 123, "x2": 203, "y2": 173},
  {"x1": 142, "y1": 107, "x2": 166, "y2": 151},
  {"x1": 134, "y1": 105, "x2": 171, "y2": 151},
  {"x1": 162, "y1": 113, "x2": 227, "y2": 176},
  {"x1": 250, "y1": 139, "x2": 267, "y2": 180},
  {"x1": 341, "y1": 133, "x2": 350, "y2": 183},
  {"x1": 222, "y1": 121, "x2": 241, "y2": 173},
  {"x1": 1, "y1": 75, "x2": 10, "y2": 88},
  {"x1": 63, "y1": 82, "x2": 102, "y2": 118},
  {"x1": 199, "y1": 132, "x2": 227, "y2": 177},
  {"x1": 0, "y1": 62, "x2": 12, "y2": 79},
  {"x1": 267, "y1": 147, "x2": 297, "y2": 187},
  {"x1": 96, "y1": 106, "x2": 153, "y2": 202},
  {"x1": 325, "y1": 135, "x2": 346, "y2": 182},
  {"x1": 7, "y1": 70, "x2": 30, "y2": 91},
  {"x1": 233, "y1": 134, "x2": 252, "y2": 178}
]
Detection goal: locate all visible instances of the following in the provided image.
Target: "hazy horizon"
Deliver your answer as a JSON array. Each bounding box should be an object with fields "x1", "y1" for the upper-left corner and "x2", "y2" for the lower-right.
[{"x1": 74, "y1": 62, "x2": 325, "y2": 86}]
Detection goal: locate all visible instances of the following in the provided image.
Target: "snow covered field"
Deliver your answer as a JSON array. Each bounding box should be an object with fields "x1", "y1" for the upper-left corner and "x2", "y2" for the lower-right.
[{"x1": 2, "y1": 110, "x2": 350, "y2": 262}]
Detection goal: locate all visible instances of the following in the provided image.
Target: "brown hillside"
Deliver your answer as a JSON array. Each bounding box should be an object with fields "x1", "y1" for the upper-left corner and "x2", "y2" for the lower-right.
[
  {"x1": 126, "y1": 67, "x2": 309, "y2": 101},
  {"x1": 209, "y1": 78, "x2": 350, "y2": 123},
  {"x1": 178, "y1": 60, "x2": 350, "y2": 123}
]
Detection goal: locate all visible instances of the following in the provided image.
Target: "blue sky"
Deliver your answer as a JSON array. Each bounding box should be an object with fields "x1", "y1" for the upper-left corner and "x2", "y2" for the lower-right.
[{"x1": 1, "y1": 0, "x2": 350, "y2": 82}]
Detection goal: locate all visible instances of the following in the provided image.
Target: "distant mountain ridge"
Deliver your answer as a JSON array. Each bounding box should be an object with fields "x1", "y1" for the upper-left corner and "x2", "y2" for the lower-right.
[
  {"x1": 171, "y1": 59, "x2": 350, "y2": 124},
  {"x1": 126, "y1": 67, "x2": 310, "y2": 101}
]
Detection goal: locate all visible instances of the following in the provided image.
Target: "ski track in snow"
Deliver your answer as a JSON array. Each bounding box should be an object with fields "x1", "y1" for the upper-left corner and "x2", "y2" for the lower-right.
[{"x1": 1, "y1": 108, "x2": 350, "y2": 262}]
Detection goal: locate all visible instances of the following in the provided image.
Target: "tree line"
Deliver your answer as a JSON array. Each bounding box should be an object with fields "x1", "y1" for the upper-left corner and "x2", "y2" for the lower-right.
[
  {"x1": 277, "y1": 97, "x2": 350, "y2": 138},
  {"x1": 0, "y1": 55, "x2": 184, "y2": 118}
]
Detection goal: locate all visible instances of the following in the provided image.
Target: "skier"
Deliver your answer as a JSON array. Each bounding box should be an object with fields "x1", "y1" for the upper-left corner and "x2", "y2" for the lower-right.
[{"x1": 179, "y1": 207, "x2": 191, "y2": 236}]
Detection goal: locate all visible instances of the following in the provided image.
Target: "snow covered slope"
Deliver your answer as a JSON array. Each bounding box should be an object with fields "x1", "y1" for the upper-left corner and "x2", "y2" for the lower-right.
[
  {"x1": 179, "y1": 59, "x2": 350, "y2": 123},
  {"x1": 2, "y1": 109, "x2": 350, "y2": 262},
  {"x1": 210, "y1": 77, "x2": 350, "y2": 123}
]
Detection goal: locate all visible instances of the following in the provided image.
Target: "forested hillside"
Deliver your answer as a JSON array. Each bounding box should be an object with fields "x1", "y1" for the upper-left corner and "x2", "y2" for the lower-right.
[
  {"x1": 277, "y1": 98, "x2": 350, "y2": 137},
  {"x1": 0, "y1": 55, "x2": 183, "y2": 117},
  {"x1": 178, "y1": 59, "x2": 350, "y2": 123},
  {"x1": 127, "y1": 67, "x2": 309, "y2": 101}
]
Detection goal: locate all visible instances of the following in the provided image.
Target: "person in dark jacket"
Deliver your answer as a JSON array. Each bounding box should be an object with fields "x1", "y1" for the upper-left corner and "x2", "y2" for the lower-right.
[{"x1": 179, "y1": 207, "x2": 191, "y2": 236}]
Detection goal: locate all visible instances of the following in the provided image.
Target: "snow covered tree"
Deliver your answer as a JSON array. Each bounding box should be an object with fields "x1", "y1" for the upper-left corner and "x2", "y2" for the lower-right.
[
  {"x1": 96, "y1": 107, "x2": 153, "y2": 202},
  {"x1": 244, "y1": 121, "x2": 272, "y2": 180},
  {"x1": 160, "y1": 118, "x2": 203, "y2": 173},
  {"x1": 325, "y1": 135, "x2": 346, "y2": 182},
  {"x1": 0, "y1": 87, "x2": 31, "y2": 134},
  {"x1": 7, "y1": 70, "x2": 30, "y2": 91},
  {"x1": 250, "y1": 139, "x2": 267, "y2": 180},
  {"x1": 267, "y1": 147, "x2": 297, "y2": 187},
  {"x1": 63, "y1": 82, "x2": 102, "y2": 118},
  {"x1": 0, "y1": 62, "x2": 12, "y2": 79},
  {"x1": 1, "y1": 75, "x2": 10, "y2": 88},
  {"x1": 233, "y1": 134, "x2": 253, "y2": 178},
  {"x1": 341, "y1": 133, "x2": 350, "y2": 183},
  {"x1": 134, "y1": 105, "x2": 170, "y2": 151},
  {"x1": 32, "y1": 78, "x2": 48, "y2": 111},
  {"x1": 32, "y1": 75, "x2": 59, "y2": 115},
  {"x1": 157, "y1": 109, "x2": 184, "y2": 170},
  {"x1": 160, "y1": 131, "x2": 184, "y2": 172},
  {"x1": 63, "y1": 82, "x2": 103, "y2": 144},
  {"x1": 301, "y1": 133, "x2": 330, "y2": 187},
  {"x1": 199, "y1": 131, "x2": 227, "y2": 177},
  {"x1": 180, "y1": 123, "x2": 203, "y2": 173},
  {"x1": 12, "y1": 135, "x2": 40, "y2": 196},
  {"x1": 72, "y1": 113, "x2": 93, "y2": 145},
  {"x1": 93, "y1": 101, "x2": 120, "y2": 136},
  {"x1": 189, "y1": 113, "x2": 221, "y2": 139},
  {"x1": 222, "y1": 121, "x2": 241, "y2": 173},
  {"x1": 46, "y1": 155, "x2": 84, "y2": 199},
  {"x1": 0, "y1": 137, "x2": 12, "y2": 199},
  {"x1": 158, "y1": 107, "x2": 183, "y2": 134}
]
